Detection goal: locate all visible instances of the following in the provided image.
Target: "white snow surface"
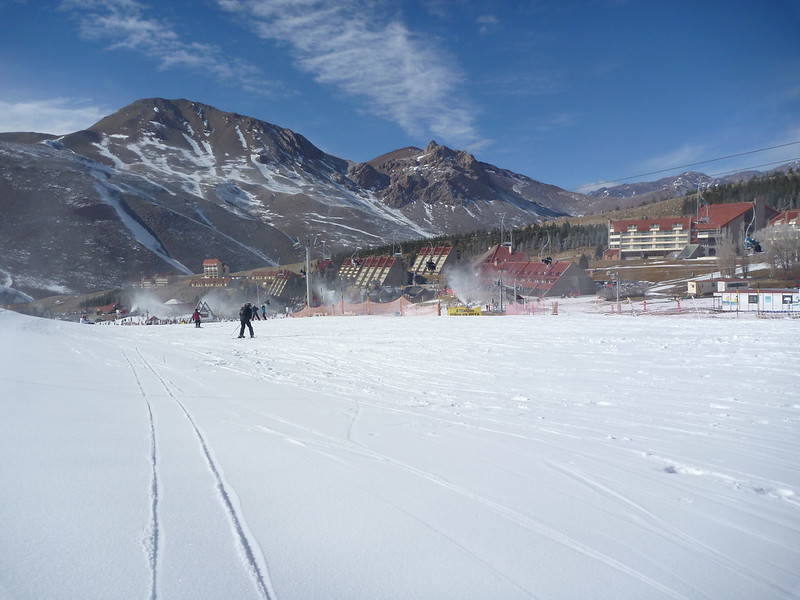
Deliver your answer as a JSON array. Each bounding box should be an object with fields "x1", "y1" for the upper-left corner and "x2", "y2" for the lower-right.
[{"x1": 1, "y1": 308, "x2": 798, "y2": 600}]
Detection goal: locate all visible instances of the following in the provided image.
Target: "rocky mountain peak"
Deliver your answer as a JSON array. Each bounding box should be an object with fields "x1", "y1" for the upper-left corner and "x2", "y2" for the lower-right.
[
  {"x1": 421, "y1": 140, "x2": 476, "y2": 168},
  {"x1": 352, "y1": 139, "x2": 498, "y2": 208}
]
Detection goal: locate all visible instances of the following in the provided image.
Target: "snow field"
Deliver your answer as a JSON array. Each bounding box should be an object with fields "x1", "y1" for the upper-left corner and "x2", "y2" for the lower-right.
[{"x1": 0, "y1": 309, "x2": 798, "y2": 600}]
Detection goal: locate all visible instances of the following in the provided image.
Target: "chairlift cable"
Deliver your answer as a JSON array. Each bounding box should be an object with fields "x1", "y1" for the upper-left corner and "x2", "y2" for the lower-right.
[{"x1": 591, "y1": 142, "x2": 800, "y2": 187}]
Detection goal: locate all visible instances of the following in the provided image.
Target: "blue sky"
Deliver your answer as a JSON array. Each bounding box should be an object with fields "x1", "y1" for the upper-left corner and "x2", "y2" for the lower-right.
[{"x1": 1, "y1": 0, "x2": 799, "y2": 192}]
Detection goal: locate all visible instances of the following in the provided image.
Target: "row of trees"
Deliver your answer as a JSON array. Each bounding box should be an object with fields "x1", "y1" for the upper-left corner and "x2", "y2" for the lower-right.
[
  {"x1": 716, "y1": 225, "x2": 800, "y2": 281},
  {"x1": 356, "y1": 221, "x2": 608, "y2": 265},
  {"x1": 682, "y1": 170, "x2": 800, "y2": 213},
  {"x1": 763, "y1": 225, "x2": 800, "y2": 279}
]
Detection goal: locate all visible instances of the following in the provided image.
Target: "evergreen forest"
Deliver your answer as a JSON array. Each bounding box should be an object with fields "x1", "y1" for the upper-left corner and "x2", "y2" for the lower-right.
[
  {"x1": 354, "y1": 221, "x2": 608, "y2": 264},
  {"x1": 683, "y1": 169, "x2": 800, "y2": 213}
]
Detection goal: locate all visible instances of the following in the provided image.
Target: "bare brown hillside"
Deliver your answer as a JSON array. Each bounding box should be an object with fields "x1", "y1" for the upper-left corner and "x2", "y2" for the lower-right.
[{"x1": 552, "y1": 196, "x2": 691, "y2": 227}]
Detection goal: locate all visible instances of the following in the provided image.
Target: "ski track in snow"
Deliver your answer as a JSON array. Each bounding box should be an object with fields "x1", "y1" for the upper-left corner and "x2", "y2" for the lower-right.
[
  {"x1": 124, "y1": 346, "x2": 276, "y2": 600},
  {"x1": 179, "y1": 317, "x2": 800, "y2": 599},
  {"x1": 121, "y1": 350, "x2": 160, "y2": 600},
  {"x1": 236, "y1": 413, "x2": 545, "y2": 595},
  {"x1": 230, "y1": 401, "x2": 691, "y2": 599},
  {"x1": 547, "y1": 461, "x2": 796, "y2": 598},
  {"x1": 366, "y1": 489, "x2": 542, "y2": 600}
]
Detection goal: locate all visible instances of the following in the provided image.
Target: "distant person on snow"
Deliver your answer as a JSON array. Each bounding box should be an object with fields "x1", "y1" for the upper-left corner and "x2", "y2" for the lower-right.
[
  {"x1": 261, "y1": 302, "x2": 268, "y2": 319},
  {"x1": 238, "y1": 302, "x2": 254, "y2": 338},
  {"x1": 191, "y1": 309, "x2": 202, "y2": 328},
  {"x1": 79, "y1": 315, "x2": 94, "y2": 325},
  {"x1": 252, "y1": 302, "x2": 261, "y2": 320}
]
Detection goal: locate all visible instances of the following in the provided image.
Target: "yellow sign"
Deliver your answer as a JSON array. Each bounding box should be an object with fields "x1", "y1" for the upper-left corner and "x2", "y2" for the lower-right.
[{"x1": 447, "y1": 306, "x2": 482, "y2": 316}]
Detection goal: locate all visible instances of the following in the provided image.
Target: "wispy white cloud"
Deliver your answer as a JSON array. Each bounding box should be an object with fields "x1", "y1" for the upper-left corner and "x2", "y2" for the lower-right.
[
  {"x1": 637, "y1": 134, "x2": 800, "y2": 179},
  {"x1": 573, "y1": 180, "x2": 611, "y2": 194},
  {"x1": 216, "y1": 0, "x2": 484, "y2": 149},
  {"x1": 636, "y1": 143, "x2": 708, "y2": 174},
  {"x1": 483, "y1": 71, "x2": 564, "y2": 98},
  {"x1": 0, "y1": 98, "x2": 109, "y2": 134},
  {"x1": 59, "y1": 0, "x2": 274, "y2": 94},
  {"x1": 476, "y1": 14, "x2": 499, "y2": 35},
  {"x1": 534, "y1": 112, "x2": 578, "y2": 131},
  {"x1": 571, "y1": 144, "x2": 712, "y2": 193}
]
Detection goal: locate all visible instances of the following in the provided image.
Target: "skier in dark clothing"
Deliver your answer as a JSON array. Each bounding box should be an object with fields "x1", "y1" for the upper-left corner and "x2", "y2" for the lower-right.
[
  {"x1": 192, "y1": 309, "x2": 202, "y2": 328},
  {"x1": 238, "y1": 302, "x2": 254, "y2": 338}
]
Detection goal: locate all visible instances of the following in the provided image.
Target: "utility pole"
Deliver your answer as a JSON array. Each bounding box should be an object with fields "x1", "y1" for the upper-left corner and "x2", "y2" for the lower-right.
[
  {"x1": 606, "y1": 269, "x2": 620, "y2": 304},
  {"x1": 294, "y1": 236, "x2": 318, "y2": 308},
  {"x1": 304, "y1": 244, "x2": 311, "y2": 308},
  {"x1": 495, "y1": 277, "x2": 504, "y2": 312}
]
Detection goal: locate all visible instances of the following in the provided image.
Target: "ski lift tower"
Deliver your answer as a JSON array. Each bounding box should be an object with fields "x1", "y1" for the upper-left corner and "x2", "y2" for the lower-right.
[
  {"x1": 391, "y1": 237, "x2": 403, "y2": 259},
  {"x1": 538, "y1": 231, "x2": 551, "y2": 264},
  {"x1": 696, "y1": 182, "x2": 709, "y2": 224},
  {"x1": 499, "y1": 213, "x2": 513, "y2": 250},
  {"x1": 494, "y1": 277, "x2": 505, "y2": 313},
  {"x1": 294, "y1": 235, "x2": 321, "y2": 308}
]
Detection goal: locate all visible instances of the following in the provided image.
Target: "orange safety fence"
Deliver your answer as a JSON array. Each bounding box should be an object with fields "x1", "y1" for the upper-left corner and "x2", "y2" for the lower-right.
[
  {"x1": 504, "y1": 303, "x2": 540, "y2": 315},
  {"x1": 291, "y1": 297, "x2": 442, "y2": 318}
]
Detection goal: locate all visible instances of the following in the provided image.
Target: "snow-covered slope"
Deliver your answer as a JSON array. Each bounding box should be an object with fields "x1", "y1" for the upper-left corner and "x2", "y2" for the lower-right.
[
  {"x1": 0, "y1": 138, "x2": 298, "y2": 297},
  {"x1": 1, "y1": 308, "x2": 798, "y2": 599}
]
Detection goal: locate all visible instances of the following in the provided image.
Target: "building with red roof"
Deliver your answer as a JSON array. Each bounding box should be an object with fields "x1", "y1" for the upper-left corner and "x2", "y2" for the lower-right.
[
  {"x1": 769, "y1": 210, "x2": 799, "y2": 229},
  {"x1": 474, "y1": 244, "x2": 596, "y2": 298},
  {"x1": 202, "y1": 258, "x2": 229, "y2": 278},
  {"x1": 190, "y1": 276, "x2": 232, "y2": 288},
  {"x1": 607, "y1": 199, "x2": 778, "y2": 260},
  {"x1": 338, "y1": 255, "x2": 407, "y2": 289},
  {"x1": 410, "y1": 246, "x2": 460, "y2": 283},
  {"x1": 693, "y1": 201, "x2": 776, "y2": 250},
  {"x1": 250, "y1": 269, "x2": 304, "y2": 301},
  {"x1": 607, "y1": 217, "x2": 692, "y2": 260}
]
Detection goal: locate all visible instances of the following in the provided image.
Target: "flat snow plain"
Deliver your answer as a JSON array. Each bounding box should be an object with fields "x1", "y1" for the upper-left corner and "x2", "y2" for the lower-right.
[{"x1": 1, "y1": 305, "x2": 798, "y2": 600}]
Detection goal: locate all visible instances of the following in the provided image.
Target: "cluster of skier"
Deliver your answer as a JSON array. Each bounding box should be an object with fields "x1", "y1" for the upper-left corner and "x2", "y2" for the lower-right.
[
  {"x1": 185, "y1": 301, "x2": 270, "y2": 337},
  {"x1": 236, "y1": 301, "x2": 271, "y2": 337}
]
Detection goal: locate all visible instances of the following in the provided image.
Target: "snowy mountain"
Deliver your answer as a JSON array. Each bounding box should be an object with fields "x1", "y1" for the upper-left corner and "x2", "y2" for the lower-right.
[
  {"x1": 586, "y1": 167, "x2": 789, "y2": 204},
  {"x1": 350, "y1": 141, "x2": 584, "y2": 217},
  {"x1": 589, "y1": 171, "x2": 717, "y2": 200},
  {"x1": 0, "y1": 98, "x2": 586, "y2": 299}
]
